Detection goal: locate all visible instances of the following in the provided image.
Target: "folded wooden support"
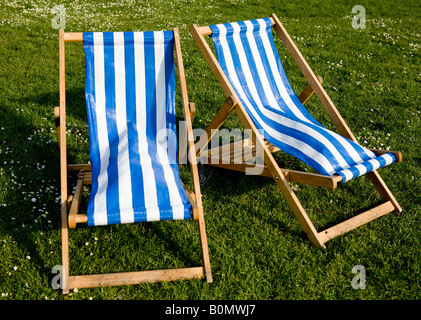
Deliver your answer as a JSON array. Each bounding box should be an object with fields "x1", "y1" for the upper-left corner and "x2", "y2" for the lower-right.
[
  {"x1": 56, "y1": 29, "x2": 212, "y2": 294},
  {"x1": 190, "y1": 13, "x2": 402, "y2": 249}
]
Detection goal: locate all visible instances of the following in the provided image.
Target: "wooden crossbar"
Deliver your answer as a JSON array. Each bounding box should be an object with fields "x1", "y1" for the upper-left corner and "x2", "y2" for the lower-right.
[
  {"x1": 201, "y1": 138, "x2": 342, "y2": 189},
  {"x1": 318, "y1": 201, "x2": 395, "y2": 243},
  {"x1": 63, "y1": 32, "x2": 83, "y2": 42},
  {"x1": 68, "y1": 267, "x2": 205, "y2": 289}
]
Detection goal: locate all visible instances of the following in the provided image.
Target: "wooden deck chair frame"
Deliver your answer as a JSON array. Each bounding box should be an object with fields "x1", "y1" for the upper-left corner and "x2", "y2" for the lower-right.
[
  {"x1": 190, "y1": 13, "x2": 402, "y2": 249},
  {"x1": 55, "y1": 28, "x2": 212, "y2": 294}
]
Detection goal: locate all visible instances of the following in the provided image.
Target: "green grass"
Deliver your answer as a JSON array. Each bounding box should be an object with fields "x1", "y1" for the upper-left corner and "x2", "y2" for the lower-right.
[{"x1": 0, "y1": 0, "x2": 420, "y2": 300}]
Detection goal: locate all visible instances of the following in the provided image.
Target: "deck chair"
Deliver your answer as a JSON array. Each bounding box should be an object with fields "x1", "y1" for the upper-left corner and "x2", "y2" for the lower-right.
[
  {"x1": 55, "y1": 28, "x2": 212, "y2": 293},
  {"x1": 190, "y1": 14, "x2": 402, "y2": 249}
]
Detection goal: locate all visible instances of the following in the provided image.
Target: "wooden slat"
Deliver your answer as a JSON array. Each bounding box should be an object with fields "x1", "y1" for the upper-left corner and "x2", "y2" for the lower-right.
[
  {"x1": 201, "y1": 138, "x2": 253, "y2": 160},
  {"x1": 68, "y1": 172, "x2": 84, "y2": 229},
  {"x1": 68, "y1": 267, "x2": 205, "y2": 289},
  {"x1": 189, "y1": 101, "x2": 196, "y2": 121},
  {"x1": 205, "y1": 156, "x2": 341, "y2": 189},
  {"x1": 201, "y1": 138, "x2": 252, "y2": 156},
  {"x1": 319, "y1": 201, "x2": 395, "y2": 243},
  {"x1": 204, "y1": 161, "x2": 273, "y2": 177},
  {"x1": 287, "y1": 171, "x2": 342, "y2": 189},
  {"x1": 298, "y1": 75, "x2": 323, "y2": 104},
  {"x1": 68, "y1": 164, "x2": 91, "y2": 171},
  {"x1": 264, "y1": 139, "x2": 281, "y2": 153},
  {"x1": 229, "y1": 140, "x2": 279, "y2": 163},
  {"x1": 75, "y1": 214, "x2": 87, "y2": 224},
  {"x1": 197, "y1": 25, "x2": 213, "y2": 36},
  {"x1": 200, "y1": 137, "x2": 278, "y2": 164},
  {"x1": 64, "y1": 32, "x2": 83, "y2": 42}
]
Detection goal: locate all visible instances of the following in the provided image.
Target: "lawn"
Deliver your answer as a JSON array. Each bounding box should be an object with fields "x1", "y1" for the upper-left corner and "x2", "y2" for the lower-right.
[{"x1": 0, "y1": 0, "x2": 420, "y2": 301}]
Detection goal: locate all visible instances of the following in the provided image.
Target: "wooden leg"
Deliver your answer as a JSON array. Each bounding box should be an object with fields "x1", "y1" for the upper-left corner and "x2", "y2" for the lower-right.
[
  {"x1": 61, "y1": 202, "x2": 69, "y2": 294},
  {"x1": 367, "y1": 170, "x2": 402, "y2": 213},
  {"x1": 246, "y1": 123, "x2": 326, "y2": 248},
  {"x1": 189, "y1": 145, "x2": 213, "y2": 283},
  {"x1": 273, "y1": 172, "x2": 326, "y2": 248},
  {"x1": 197, "y1": 212, "x2": 213, "y2": 283}
]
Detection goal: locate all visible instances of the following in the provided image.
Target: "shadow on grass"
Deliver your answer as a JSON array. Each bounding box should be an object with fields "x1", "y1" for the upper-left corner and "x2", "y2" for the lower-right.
[{"x1": 198, "y1": 152, "x2": 401, "y2": 248}]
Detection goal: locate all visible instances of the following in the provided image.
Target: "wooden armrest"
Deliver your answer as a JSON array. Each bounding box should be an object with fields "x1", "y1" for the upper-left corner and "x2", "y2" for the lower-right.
[{"x1": 368, "y1": 148, "x2": 402, "y2": 163}]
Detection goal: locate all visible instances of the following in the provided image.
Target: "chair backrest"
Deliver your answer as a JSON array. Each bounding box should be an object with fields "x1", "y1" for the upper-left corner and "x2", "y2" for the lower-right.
[
  {"x1": 209, "y1": 18, "x2": 395, "y2": 180},
  {"x1": 83, "y1": 31, "x2": 191, "y2": 226}
]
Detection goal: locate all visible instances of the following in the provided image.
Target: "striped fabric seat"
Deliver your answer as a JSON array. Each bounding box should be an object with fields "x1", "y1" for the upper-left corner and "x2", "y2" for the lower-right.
[
  {"x1": 209, "y1": 18, "x2": 396, "y2": 183},
  {"x1": 83, "y1": 31, "x2": 191, "y2": 226}
]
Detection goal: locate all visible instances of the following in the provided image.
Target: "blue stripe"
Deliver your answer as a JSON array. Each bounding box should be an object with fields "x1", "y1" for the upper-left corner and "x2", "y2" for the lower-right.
[
  {"x1": 83, "y1": 32, "x2": 99, "y2": 226},
  {"x1": 102, "y1": 32, "x2": 121, "y2": 225},
  {"x1": 123, "y1": 32, "x2": 146, "y2": 222},
  {"x1": 164, "y1": 33, "x2": 177, "y2": 165}
]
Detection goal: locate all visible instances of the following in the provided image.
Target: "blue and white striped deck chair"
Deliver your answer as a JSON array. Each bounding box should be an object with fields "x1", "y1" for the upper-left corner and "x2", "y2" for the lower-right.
[
  {"x1": 190, "y1": 14, "x2": 402, "y2": 248},
  {"x1": 57, "y1": 29, "x2": 212, "y2": 293}
]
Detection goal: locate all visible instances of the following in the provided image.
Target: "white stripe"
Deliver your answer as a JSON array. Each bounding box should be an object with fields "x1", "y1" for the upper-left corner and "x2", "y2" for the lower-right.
[
  {"x1": 93, "y1": 32, "x2": 108, "y2": 226},
  {"x1": 134, "y1": 32, "x2": 160, "y2": 222},
  {"x1": 340, "y1": 169, "x2": 354, "y2": 181},
  {"x1": 355, "y1": 163, "x2": 369, "y2": 176},
  {"x1": 382, "y1": 153, "x2": 395, "y2": 165},
  {"x1": 114, "y1": 32, "x2": 134, "y2": 224},
  {"x1": 154, "y1": 31, "x2": 185, "y2": 220},
  {"x1": 217, "y1": 24, "x2": 336, "y2": 175}
]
